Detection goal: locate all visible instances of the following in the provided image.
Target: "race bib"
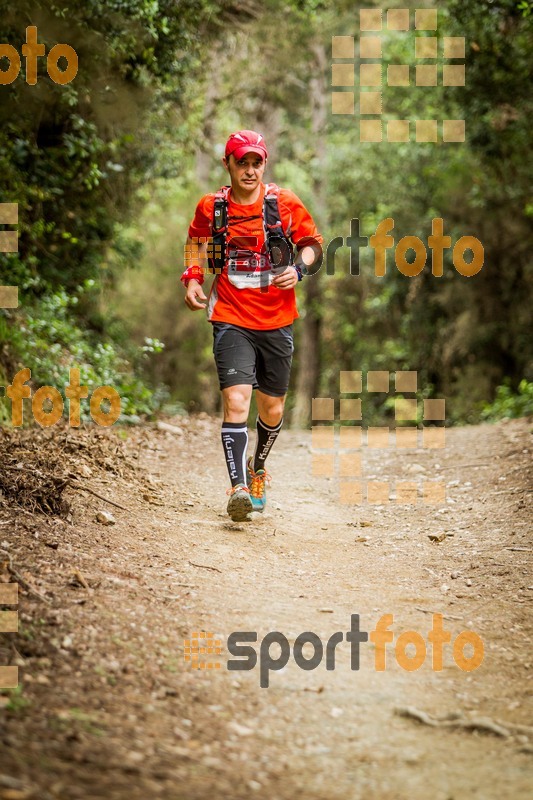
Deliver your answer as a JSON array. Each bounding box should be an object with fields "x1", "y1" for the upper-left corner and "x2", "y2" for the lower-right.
[{"x1": 227, "y1": 249, "x2": 273, "y2": 290}]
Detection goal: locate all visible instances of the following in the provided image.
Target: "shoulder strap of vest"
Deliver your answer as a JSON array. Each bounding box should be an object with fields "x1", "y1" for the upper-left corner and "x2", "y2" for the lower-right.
[
  {"x1": 263, "y1": 183, "x2": 294, "y2": 269},
  {"x1": 213, "y1": 185, "x2": 231, "y2": 233},
  {"x1": 210, "y1": 186, "x2": 231, "y2": 273}
]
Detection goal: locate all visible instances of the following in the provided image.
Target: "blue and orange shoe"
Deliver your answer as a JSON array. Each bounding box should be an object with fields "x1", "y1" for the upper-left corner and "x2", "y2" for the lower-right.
[
  {"x1": 246, "y1": 457, "x2": 271, "y2": 513},
  {"x1": 226, "y1": 483, "x2": 253, "y2": 521}
]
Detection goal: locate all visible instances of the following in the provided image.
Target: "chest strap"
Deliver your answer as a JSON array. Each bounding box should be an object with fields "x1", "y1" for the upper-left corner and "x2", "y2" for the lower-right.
[{"x1": 209, "y1": 183, "x2": 294, "y2": 274}]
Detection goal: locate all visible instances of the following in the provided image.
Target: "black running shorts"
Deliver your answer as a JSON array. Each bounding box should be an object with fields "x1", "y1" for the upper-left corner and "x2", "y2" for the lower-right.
[{"x1": 212, "y1": 322, "x2": 294, "y2": 397}]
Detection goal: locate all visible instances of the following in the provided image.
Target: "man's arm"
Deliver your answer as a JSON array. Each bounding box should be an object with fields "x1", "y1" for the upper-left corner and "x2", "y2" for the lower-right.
[
  {"x1": 182, "y1": 236, "x2": 209, "y2": 310},
  {"x1": 272, "y1": 189, "x2": 323, "y2": 289},
  {"x1": 271, "y1": 244, "x2": 319, "y2": 289}
]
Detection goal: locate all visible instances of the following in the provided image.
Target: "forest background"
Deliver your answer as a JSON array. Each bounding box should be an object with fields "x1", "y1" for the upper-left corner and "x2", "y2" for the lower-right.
[{"x1": 0, "y1": 0, "x2": 531, "y2": 427}]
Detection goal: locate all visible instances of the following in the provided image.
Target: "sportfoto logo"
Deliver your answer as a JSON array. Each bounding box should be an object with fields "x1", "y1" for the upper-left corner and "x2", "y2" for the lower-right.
[
  {"x1": 331, "y1": 8, "x2": 466, "y2": 143},
  {"x1": 186, "y1": 216, "x2": 484, "y2": 280},
  {"x1": 184, "y1": 613, "x2": 484, "y2": 688},
  {"x1": 0, "y1": 26, "x2": 78, "y2": 85},
  {"x1": 2, "y1": 368, "x2": 121, "y2": 427}
]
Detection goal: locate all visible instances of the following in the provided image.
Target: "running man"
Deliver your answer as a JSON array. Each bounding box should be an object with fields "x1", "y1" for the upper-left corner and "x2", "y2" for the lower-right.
[{"x1": 181, "y1": 130, "x2": 322, "y2": 521}]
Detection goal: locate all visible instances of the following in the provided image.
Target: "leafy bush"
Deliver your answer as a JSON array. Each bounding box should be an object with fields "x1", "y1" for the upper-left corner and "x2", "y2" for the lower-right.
[
  {"x1": 481, "y1": 380, "x2": 533, "y2": 421},
  {"x1": 0, "y1": 282, "x2": 165, "y2": 423}
]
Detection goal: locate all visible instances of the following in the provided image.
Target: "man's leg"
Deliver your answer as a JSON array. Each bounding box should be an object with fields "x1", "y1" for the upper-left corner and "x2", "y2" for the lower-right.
[
  {"x1": 245, "y1": 325, "x2": 293, "y2": 511},
  {"x1": 251, "y1": 324, "x2": 294, "y2": 475},
  {"x1": 212, "y1": 322, "x2": 257, "y2": 521},
  {"x1": 221, "y1": 384, "x2": 253, "y2": 487},
  {"x1": 221, "y1": 385, "x2": 255, "y2": 521},
  {"x1": 253, "y1": 391, "x2": 286, "y2": 472}
]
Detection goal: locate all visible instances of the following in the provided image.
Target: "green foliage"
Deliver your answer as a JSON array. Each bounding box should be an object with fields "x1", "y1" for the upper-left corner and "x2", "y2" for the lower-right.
[
  {"x1": 481, "y1": 380, "x2": 533, "y2": 421},
  {"x1": 0, "y1": 284, "x2": 164, "y2": 420},
  {"x1": 320, "y1": 0, "x2": 533, "y2": 421},
  {"x1": 0, "y1": 0, "x2": 256, "y2": 418},
  {"x1": 0, "y1": 0, "x2": 531, "y2": 424},
  {"x1": 0, "y1": 685, "x2": 31, "y2": 714}
]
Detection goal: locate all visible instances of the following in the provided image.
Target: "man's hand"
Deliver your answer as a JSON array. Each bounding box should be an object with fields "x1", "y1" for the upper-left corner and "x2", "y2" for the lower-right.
[
  {"x1": 271, "y1": 266, "x2": 299, "y2": 290},
  {"x1": 185, "y1": 279, "x2": 208, "y2": 310}
]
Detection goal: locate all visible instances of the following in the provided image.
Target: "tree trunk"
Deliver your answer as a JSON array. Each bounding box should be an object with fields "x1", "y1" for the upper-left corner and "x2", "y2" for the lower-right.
[
  {"x1": 291, "y1": 42, "x2": 327, "y2": 429},
  {"x1": 195, "y1": 47, "x2": 223, "y2": 189},
  {"x1": 255, "y1": 104, "x2": 282, "y2": 175}
]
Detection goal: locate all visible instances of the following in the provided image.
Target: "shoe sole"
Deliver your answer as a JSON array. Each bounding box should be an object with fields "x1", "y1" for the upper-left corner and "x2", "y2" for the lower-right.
[{"x1": 227, "y1": 491, "x2": 253, "y2": 522}]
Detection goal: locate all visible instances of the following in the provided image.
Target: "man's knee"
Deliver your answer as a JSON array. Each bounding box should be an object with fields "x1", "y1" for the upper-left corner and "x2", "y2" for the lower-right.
[
  {"x1": 258, "y1": 393, "x2": 285, "y2": 424},
  {"x1": 223, "y1": 385, "x2": 252, "y2": 419}
]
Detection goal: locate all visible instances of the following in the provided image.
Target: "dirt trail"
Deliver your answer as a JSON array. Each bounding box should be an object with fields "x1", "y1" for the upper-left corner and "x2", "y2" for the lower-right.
[{"x1": 1, "y1": 417, "x2": 532, "y2": 799}]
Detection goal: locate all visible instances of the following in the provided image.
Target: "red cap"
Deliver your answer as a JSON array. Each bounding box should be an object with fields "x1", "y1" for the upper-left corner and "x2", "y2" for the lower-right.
[{"x1": 225, "y1": 130, "x2": 268, "y2": 161}]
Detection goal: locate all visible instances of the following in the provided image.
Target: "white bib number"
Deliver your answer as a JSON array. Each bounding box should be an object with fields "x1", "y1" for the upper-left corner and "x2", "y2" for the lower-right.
[{"x1": 227, "y1": 251, "x2": 273, "y2": 290}]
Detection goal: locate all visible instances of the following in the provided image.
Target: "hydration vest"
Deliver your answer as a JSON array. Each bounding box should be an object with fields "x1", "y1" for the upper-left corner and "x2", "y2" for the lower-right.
[{"x1": 209, "y1": 183, "x2": 294, "y2": 278}]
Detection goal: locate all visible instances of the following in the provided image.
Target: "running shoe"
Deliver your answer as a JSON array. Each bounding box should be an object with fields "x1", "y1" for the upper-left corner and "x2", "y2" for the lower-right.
[
  {"x1": 226, "y1": 483, "x2": 253, "y2": 521},
  {"x1": 246, "y1": 457, "x2": 271, "y2": 512}
]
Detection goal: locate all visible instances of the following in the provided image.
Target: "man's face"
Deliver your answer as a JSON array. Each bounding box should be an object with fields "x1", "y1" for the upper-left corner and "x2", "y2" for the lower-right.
[{"x1": 224, "y1": 152, "x2": 266, "y2": 193}]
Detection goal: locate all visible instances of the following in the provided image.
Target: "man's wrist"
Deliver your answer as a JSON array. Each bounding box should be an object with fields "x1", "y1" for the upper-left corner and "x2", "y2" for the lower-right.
[
  {"x1": 293, "y1": 264, "x2": 304, "y2": 281},
  {"x1": 181, "y1": 265, "x2": 205, "y2": 288}
]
